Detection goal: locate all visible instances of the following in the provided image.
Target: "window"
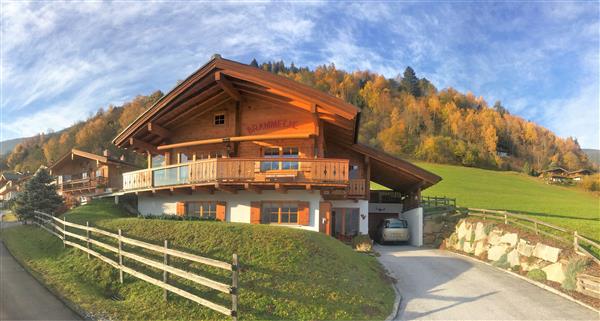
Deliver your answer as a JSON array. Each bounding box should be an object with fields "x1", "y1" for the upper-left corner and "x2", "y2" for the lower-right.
[
  {"x1": 152, "y1": 155, "x2": 166, "y2": 167},
  {"x1": 186, "y1": 202, "x2": 217, "y2": 219},
  {"x1": 179, "y1": 153, "x2": 189, "y2": 163},
  {"x1": 96, "y1": 169, "x2": 103, "y2": 178},
  {"x1": 262, "y1": 202, "x2": 298, "y2": 224},
  {"x1": 196, "y1": 151, "x2": 223, "y2": 159},
  {"x1": 260, "y1": 147, "x2": 299, "y2": 171},
  {"x1": 82, "y1": 172, "x2": 88, "y2": 179},
  {"x1": 214, "y1": 113, "x2": 225, "y2": 125}
]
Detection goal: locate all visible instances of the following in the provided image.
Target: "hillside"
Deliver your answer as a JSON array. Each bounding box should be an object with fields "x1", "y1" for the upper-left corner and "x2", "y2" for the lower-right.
[
  {"x1": 0, "y1": 60, "x2": 592, "y2": 175},
  {"x1": 583, "y1": 149, "x2": 600, "y2": 165},
  {"x1": 1, "y1": 200, "x2": 394, "y2": 320},
  {"x1": 0, "y1": 137, "x2": 25, "y2": 155},
  {"x1": 417, "y1": 162, "x2": 600, "y2": 239}
]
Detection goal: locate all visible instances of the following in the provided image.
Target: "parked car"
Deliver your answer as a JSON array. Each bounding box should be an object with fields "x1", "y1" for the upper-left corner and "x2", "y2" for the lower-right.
[{"x1": 376, "y1": 218, "x2": 409, "y2": 244}]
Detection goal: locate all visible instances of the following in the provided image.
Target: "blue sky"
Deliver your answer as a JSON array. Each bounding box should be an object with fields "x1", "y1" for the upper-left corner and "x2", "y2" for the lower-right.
[{"x1": 1, "y1": 1, "x2": 599, "y2": 148}]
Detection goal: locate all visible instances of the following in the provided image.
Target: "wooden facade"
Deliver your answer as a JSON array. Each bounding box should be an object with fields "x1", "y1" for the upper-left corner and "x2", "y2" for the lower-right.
[
  {"x1": 112, "y1": 55, "x2": 441, "y2": 237},
  {"x1": 50, "y1": 149, "x2": 138, "y2": 206}
]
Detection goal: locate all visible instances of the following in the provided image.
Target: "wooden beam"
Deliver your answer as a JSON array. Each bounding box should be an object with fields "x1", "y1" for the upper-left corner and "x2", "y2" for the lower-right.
[
  {"x1": 129, "y1": 138, "x2": 159, "y2": 155},
  {"x1": 275, "y1": 183, "x2": 287, "y2": 194},
  {"x1": 192, "y1": 185, "x2": 215, "y2": 194},
  {"x1": 244, "y1": 183, "x2": 262, "y2": 194},
  {"x1": 147, "y1": 123, "x2": 172, "y2": 139},
  {"x1": 157, "y1": 133, "x2": 314, "y2": 151},
  {"x1": 215, "y1": 183, "x2": 236, "y2": 194},
  {"x1": 163, "y1": 91, "x2": 231, "y2": 127},
  {"x1": 215, "y1": 72, "x2": 241, "y2": 102}
]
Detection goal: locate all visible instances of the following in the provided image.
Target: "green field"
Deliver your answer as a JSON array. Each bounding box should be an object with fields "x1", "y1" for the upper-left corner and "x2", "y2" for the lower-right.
[
  {"x1": 1, "y1": 200, "x2": 393, "y2": 320},
  {"x1": 415, "y1": 162, "x2": 600, "y2": 240}
]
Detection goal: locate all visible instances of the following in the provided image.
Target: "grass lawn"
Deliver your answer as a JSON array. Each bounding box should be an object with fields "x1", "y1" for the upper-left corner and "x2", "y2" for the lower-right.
[
  {"x1": 1, "y1": 200, "x2": 394, "y2": 321},
  {"x1": 413, "y1": 162, "x2": 600, "y2": 240}
]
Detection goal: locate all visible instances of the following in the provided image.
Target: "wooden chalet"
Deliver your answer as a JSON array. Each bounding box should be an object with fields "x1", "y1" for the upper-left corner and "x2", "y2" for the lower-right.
[
  {"x1": 112, "y1": 55, "x2": 441, "y2": 244},
  {"x1": 568, "y1": 169, "x2": 594, "y2": 181},
  {"x1": 0, "y1": 172, "x2": 27, "y2": 202},
  {"x1": 49, "y1": 149, "x2": 138, "y2": 206}
]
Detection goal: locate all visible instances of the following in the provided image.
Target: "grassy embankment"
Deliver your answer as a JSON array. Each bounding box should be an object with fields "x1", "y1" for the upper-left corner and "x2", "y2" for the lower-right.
[
  {"x1": 373, "y1": 162, "x2": 599, "y2": 240},
  {"x1": 1, "y1": 200, "x2": 394, "y2": 320}
]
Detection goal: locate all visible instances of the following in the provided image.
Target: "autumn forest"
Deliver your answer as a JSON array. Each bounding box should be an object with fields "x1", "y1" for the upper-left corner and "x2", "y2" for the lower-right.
[{"x1": 2, "y1": 60, "x2": 593, "y2": 175}]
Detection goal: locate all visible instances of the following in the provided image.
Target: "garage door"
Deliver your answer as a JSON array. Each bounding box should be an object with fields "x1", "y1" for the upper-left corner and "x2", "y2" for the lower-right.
[{"x1": 368, "y1": 212, "x2": 399, "y2": 239}]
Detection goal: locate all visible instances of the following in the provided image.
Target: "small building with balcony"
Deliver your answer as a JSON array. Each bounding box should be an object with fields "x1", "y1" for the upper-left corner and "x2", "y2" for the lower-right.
[
  {"x1": 49, "y1": 149, "x2": 139, "y2": 207},
  {"x1": 112, "y1": 55, "x2": 441, "y2": 243},
  {"x1": 0, "y1": 172, "x2": 28, "y2": 203}
]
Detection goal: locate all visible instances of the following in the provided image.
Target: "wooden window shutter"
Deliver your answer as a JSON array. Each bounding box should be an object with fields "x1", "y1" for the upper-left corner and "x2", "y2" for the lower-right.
[
  {"x1": 216, "y1": 202, "x2": 226, "y2": 221},
  {"x1": 298, "y1": 201, "x2": 310, "y2": 226},
  {"x1": 176, "y1": 202, "x2": 186, "y2": 217},
  {"x1": 250, "y1": 201, "x2": 261, "y2": 224}
]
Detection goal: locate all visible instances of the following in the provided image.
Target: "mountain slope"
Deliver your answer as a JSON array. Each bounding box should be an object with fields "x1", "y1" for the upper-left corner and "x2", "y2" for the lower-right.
[
  {"x1": 583, "y1": 149, "x2": 600, "y2": 165},
  {"x1": 0, "y1": 137, "x2": 25, "y2": 155},
  {"x1": 418, "y1": 162, "x2": 599, "y2": 239}
]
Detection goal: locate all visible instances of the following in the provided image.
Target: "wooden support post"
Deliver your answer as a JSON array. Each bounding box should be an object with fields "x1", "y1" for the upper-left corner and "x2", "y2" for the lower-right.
[
  {"x1": 163, "y1": 239, "x2": 169, "y2": 301},
  {"x1": 118, "y1": 229, "x2": 124, "y2": 284},
  {"x1": 63, "y1": 216, "x2": 67, "y2": 248},
  {"x1": 232, "y1": 253, "x2": 239, "y2": 321},
  {"x1": 504, "y1": 214, "x2": 508, "y2": 225},
  {"x1": 86, "y1": 221, "x2": 91, "y2": 259},
  {"x1": 534, "y1": 222, "x2": 538, "y2": 235},
  {"x1": 574, "y1": 231, "x2": 578, "y2": 252}
]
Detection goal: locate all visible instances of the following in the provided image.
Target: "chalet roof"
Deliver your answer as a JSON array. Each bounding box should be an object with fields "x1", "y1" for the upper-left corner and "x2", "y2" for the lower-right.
[
  {"x1": 569, "y1": 169, "x2": 594, "y2": 175},
  {"x1": 113, "y1": 55, "x2": 361, "y2": 150},
  {"x1": 0, "y1": 172, "x2": 23, "y2": 182},
  {"x1": 49, "y1": 149, "x2": 138, "y2": 171},
  {"x1": 349, "y1": 143, "x2": 442, "y2": 191},
  {"x1": 540, "y1": 167, "x2": 568, "y2": 174}
]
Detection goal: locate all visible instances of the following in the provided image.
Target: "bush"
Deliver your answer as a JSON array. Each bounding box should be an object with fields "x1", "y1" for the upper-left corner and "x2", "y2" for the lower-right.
[
  {"x1": 527, "y1": 269, "x2": 547, "y2": 282},
  {"x1": 580, "y1": 174, "x2": 600, "y2": 192},
  {"x1": 492, "y1": 253, "x2": 510, "y2": 269},
  {"x1": 352, "y1": 235, "x2": 373, "y2": 252},
  {"x1": 562, "y1": 257, "x2": 590, "y2": 291}
]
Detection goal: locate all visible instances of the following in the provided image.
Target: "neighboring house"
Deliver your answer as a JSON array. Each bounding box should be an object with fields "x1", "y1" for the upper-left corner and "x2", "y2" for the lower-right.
[
  {"x1": 539, "y1": 167, "x2": 570, "y2": 183},
  {"x1": 49, "y1": 149, "x2": 139, "y2": 207},
  {"x1": 0, "y1": 172, "x2": 28, "y2": 203},
  {"x1": 568, "y1": 169, "x2": 594, "y2": 181},
  {"x1": 111, "y1": 55, "x2": 441, "y2": 245}
]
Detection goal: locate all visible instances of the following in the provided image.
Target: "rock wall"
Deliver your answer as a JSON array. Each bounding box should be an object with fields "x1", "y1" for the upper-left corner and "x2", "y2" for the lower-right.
[
  {"x1": 423, "y1": 212, "x2": 462, "y2": 247},
  {"x1": 445, "y1": 219, "x2": 569, "y2": 283}
]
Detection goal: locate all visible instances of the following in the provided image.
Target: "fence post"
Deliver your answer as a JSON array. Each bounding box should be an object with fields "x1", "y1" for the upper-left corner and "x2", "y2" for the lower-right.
[
  {"x1": 163, "y1": 239, "x2": 169, "y2": 301},
  {"x1": 504, "y1": 214, "x2": 508, "y2": 225},
  {"x1": 86, "y1": 221, "x2": 91, "y2": 259},
  {"x1": 118, "y1": 229, "x2": 124, "y2": 284},
  {"x1": 574, "y1": 231, "x2": 578, "y2": 252},
  {"x1": 534, "y1": 222, "x2": 538, "y2": 235},
  {"x1": 63, "y1": 216, "x2": 67, "y2": 248},
  {"x1": 232, "y1": 253, "x2": 239, "y2": 321}
]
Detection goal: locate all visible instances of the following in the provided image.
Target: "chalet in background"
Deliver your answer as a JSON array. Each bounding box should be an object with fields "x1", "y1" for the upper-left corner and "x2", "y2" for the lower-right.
[
  {"x1": 111, "y1": 55, "x2": 441, "y2": 245},
  {"x1": 49, "y1": 149, "x2": 138, "y2": 207},
  {"x1": 539, "y1": 167, "x2": 594, "y2": 184},
  {"x1": 0, "y1": 172, "x2": 29, "y2": 204}
]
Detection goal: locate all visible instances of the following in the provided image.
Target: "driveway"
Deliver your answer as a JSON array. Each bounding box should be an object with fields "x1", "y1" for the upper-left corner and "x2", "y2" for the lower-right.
[
  {"x1": 1, "y1": 220, "x2": 81, "y2": 320},
  {"x1": 377, "y1": 245, "x2": 598, "y2": 320}
]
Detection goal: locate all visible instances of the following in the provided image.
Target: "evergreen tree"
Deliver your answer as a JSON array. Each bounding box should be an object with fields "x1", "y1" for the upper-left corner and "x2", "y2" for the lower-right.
[
  {"x1": 401, "y1": 66, "x2": 421, "y2": 97},
  {"x1": 249, "y1": 58, "x2": 259, "y2": 67},
  {"x1": 13, "y1": 168, "x2": 63, "y2": 221}
]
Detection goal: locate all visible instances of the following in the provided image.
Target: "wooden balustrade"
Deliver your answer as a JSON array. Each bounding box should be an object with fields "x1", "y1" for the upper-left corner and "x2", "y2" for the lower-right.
[
  {"x1": 123, "y1": 158, "x2": 351, "y2": 191},
  {"x1": 59, "y1": 177, "x2": 107, "y2": 192},
  {"x1": 347, "y1": 179, "x2": 367, "y2": 197}
]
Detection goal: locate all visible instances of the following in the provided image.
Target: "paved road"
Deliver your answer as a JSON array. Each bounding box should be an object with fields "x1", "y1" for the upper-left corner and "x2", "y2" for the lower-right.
[
  {"x1": 377, "y1": 245, "x2": 599, "y2": 320},
  {"x1": 1, "y1": 221, "x2": 80, "y2": 320}
]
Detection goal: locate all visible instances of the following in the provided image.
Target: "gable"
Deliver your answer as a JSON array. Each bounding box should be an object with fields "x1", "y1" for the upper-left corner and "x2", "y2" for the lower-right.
[{"x1": 113, "y1": 56, "x2": 360, "y2": 152}]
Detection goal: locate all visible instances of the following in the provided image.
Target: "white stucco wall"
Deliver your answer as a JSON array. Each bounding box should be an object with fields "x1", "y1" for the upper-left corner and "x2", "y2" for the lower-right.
[
  {"x1": 329, "y1": 199, "x2": 369, "y2": 235},
  {"x1": 401, "y1": 207, "x2": 423, "y2": 247},
  {"x1": 137, "y1": 190, "x2": 323, "y2": 232}
]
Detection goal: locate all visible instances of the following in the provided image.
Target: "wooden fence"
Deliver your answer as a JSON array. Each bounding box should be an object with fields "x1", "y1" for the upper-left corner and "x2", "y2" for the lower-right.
[
  {"x1": 32, "y1": 211, "x2": 239, "y2": 320},
  {"x1": 466, "y1": 208, "x2": 600, "y2": 264},
  {"x1": 422, "y1": 196, "x2": 456, "y2": 209},
  {"x1": 577, "y1": 274, "x2": 600, "y2": 299}
]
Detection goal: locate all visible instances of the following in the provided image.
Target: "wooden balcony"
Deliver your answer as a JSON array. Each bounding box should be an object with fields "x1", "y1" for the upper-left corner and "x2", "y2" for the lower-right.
[
  {"x1": 123, "y1": 158, "x2": 354, "y2": 193},
  {"x1": 59, "y1": 177, "x2": 107, "y2": 193}
]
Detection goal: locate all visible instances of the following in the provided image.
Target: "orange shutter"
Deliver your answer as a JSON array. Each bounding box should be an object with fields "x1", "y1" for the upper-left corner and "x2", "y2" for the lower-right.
[
  {"x1": 250, "y1": 201, "x2": 261, "y2": 224},
  {"x1": 176, "y1": 202, "x2": 186, "y2": 217},
  {"x1": 216, "y1": 202, "x2": 226, "y2": 221},
  {"x1": 298, "y1": 201, "x2": 310, "y2": 225}
]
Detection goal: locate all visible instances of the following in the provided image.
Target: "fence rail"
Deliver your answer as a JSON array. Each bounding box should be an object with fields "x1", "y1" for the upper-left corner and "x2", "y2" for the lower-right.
[
  {"x1": 466, "y1": 208, "x2": 599, "y2": 264},
  {"x1": 422, "y1": 196, "x2": 456, "y2": 209},
  {"x1": 32, "y1": 211, "x2": 239, "y2": 319}
]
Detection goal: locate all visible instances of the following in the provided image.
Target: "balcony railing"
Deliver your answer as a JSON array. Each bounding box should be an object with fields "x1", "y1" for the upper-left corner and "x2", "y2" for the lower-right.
[
  {"x1": 123, "y1": 158, "x2": 351, "y2": 191},
  {"x1": 59, "y1": 177, "x2": 107, "y2": 193}
]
